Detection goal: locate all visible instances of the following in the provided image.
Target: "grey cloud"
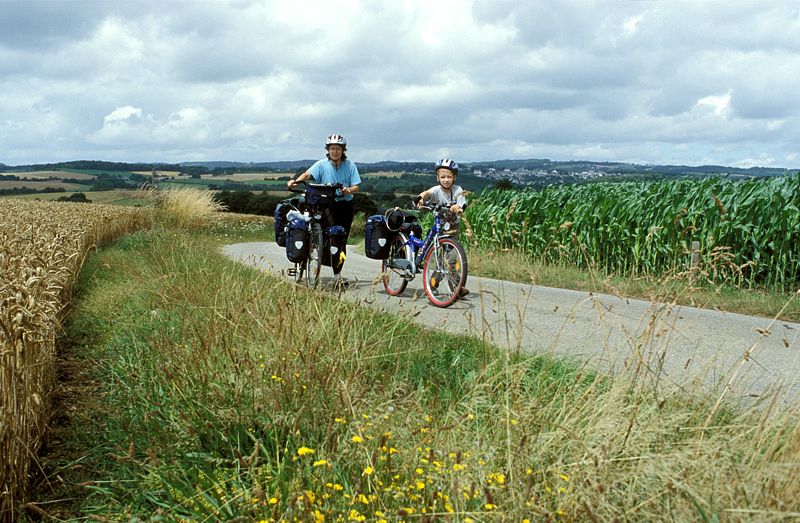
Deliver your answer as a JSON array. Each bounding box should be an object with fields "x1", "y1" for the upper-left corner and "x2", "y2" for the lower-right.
[{"x1": 2, "y1": 0, "x2": 800, "y2": 167}]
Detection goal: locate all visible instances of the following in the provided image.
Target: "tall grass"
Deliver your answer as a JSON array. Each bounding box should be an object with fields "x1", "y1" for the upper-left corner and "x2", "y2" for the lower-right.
[
  {"x1": 466, "y1": 175, "x2": 800, "y2": 291},
  {"x1": 29, "y1": 222, "x2": 800, "y2": 521},
  {"x1": 139, "y1": 186, "x2": 228, "y2": 229}
]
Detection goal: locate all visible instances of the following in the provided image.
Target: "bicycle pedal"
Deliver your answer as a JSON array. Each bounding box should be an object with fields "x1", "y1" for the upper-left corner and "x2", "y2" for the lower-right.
[{"x1": 287, "y1": 268, "x2": 297, "y2": 277}]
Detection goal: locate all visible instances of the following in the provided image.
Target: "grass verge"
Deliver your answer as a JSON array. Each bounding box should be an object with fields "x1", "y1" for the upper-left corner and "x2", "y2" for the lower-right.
[{"x1": 27, "y1": 219, "x2": 800, "y2": 521}]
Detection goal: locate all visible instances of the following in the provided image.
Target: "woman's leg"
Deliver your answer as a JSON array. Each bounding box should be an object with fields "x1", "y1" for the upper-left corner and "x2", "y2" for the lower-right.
[{"x1": 331, "y1": 200, "x2": 355, "y2": 275}]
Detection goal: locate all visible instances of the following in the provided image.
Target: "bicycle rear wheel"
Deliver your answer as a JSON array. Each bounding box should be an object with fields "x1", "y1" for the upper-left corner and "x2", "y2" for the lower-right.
[
  {"x1": 422, "y1": 237, "x2": 467, "y2": 308},
  {"x1": 306, "y1": 222, "x2": 324, "y2": 289},
  {"x1": 382, "y1": 236, "x2": 409, "y2": 296}
]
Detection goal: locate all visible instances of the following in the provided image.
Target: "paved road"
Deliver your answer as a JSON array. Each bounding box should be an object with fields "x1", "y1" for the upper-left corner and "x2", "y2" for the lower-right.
[{"x1": 222, "y1": 242, "x2": 800, "y2": 408}]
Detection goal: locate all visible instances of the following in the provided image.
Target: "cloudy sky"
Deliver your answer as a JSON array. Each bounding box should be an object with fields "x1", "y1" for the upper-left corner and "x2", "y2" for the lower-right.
[{"x1": 2, "y1": 0, "x2": 799, "y2": 168}]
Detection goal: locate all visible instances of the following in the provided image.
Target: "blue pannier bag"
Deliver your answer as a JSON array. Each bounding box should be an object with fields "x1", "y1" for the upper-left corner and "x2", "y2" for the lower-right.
[
  {"x1": 274, "y1": 202, "x2": 291, "y2": 247},
  {"x1": 364, "y1": 214, "x2": 394, "y2": 260},
  {"x1": 323, "y1": 225, "x2": 347, "y2": 269},
  {"x1": 285, "y1": 219, "x2": 309, "y2": 262}
]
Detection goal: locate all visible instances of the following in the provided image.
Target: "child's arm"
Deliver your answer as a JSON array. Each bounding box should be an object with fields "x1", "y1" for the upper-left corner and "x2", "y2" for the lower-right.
[
  {"x1": 450, "y1": 188, "x2": 468, "y2": 214},
  {"x1": 416, "y1": 188, "x2": 433, "y2": 208}
]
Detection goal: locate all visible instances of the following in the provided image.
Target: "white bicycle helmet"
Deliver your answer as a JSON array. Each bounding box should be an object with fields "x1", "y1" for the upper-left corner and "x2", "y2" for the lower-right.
[
  {"x1": 435, "y1": 158, "x2": 459, "y2": 176},
  {"x1": 325, "y1": 134, "x2": 347, "y2": 148}
]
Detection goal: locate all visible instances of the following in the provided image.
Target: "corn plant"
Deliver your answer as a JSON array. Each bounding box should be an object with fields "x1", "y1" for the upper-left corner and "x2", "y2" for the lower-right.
[{"x1": 466, "y1": 175, "x2": 800, "y2": 290}]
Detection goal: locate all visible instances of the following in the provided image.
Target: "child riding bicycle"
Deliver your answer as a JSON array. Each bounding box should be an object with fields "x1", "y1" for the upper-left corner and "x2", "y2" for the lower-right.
[{"x1": 416, "y1": 158, "x2": 469, "y2": 297}]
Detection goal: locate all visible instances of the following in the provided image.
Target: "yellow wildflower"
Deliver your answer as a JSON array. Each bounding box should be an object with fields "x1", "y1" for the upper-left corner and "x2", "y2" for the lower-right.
[
  {"x1": 363, "y1": 466, "x2": 374, "y2": 475},
  {"x1": 297, "y1": 447, "x2": 315, "y2": 456},
  {"x1": 313, "y1": 459, "x2": 328, "y2": 467},
  {"x1": 352, "y1": 435, "x2": 363, "y2": 444}
]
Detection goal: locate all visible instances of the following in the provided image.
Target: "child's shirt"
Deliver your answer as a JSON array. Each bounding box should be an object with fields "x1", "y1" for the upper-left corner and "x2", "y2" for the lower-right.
[
  {"x1": 426, "y1": 184, "x2": 467, "y2": 209},
  {"x1": 424, "y1": 184, "x2": 467, "y2": 229}
]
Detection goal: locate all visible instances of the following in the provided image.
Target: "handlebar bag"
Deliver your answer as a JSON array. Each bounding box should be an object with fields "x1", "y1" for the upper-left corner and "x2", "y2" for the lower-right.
[
  {"x1": 274, "y1": 202, "x2": 291, "y2": 247},
  {"x1": 323, "y1": 225, "x2": 347, "y2": 269},
  {"x1": 365, "y1": 214, "x2": 394, "y2": 259},
  {"x1": 285, "y1": 219, "x2": 309, "y2": 262},
  {"x1": 305, "y1": 185, "x2": 336, "y2": 207}
]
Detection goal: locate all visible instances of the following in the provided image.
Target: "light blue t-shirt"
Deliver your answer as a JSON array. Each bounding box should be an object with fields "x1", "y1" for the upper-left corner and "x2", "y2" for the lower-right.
[{"x1": 308, "y1": 159, "x2": 361, "y2": 201}]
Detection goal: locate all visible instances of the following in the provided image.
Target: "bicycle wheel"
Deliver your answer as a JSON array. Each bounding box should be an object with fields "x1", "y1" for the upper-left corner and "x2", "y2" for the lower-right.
[
  {"x1": 382, "y1": 235, "x2": 409, "y2": 296},
  {"x1": 306, "y1": 222, "x2": 324, "y2": 289},
  {"x1": 422, "y1": 237, "x2": 467, "y2": 308}
]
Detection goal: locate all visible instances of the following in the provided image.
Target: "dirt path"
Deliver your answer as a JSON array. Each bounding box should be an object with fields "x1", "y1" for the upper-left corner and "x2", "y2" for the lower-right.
[{"x1": 223, "y1": 242, "x2": 800, "y2": 408}]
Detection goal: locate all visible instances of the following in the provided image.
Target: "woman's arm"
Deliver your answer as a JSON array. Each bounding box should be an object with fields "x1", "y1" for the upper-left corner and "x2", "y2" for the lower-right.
[{"x1": 287, "y1": 170, "x2": 312, "y2": 188}]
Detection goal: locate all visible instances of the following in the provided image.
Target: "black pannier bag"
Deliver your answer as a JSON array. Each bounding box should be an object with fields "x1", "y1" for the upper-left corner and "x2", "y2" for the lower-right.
[
  {"x1": 364, "y1": 214, "x2": 394, "y2": 259},
  {"x1": 400, "y1": 215, "x2": 422, "y2": 238},
  {"x1": 323, "y1": 225, "x2": 347, "y2": 270},
  {"x1": 274, "y1": 202, "x2": 291, "y2": 247},
  {"x1": 285, "y1": 218, "x2": 309, "y2": 262}
]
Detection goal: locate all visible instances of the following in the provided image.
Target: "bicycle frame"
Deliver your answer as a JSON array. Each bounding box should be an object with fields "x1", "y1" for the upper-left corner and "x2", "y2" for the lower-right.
[{"x1": 389, "y1": 205, "x2": 455, "y2": 278}]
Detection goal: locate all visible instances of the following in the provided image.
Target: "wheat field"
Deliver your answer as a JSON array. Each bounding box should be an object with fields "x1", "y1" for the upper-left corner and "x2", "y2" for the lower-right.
[{"x1": 0, "y1": 199, "x2": 150, "y2": 519}]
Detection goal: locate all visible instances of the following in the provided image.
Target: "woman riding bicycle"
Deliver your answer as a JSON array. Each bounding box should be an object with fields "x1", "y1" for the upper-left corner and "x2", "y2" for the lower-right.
[
  {"x1": 287, "y1": 134, "x2": 361, "y2": 288},
  {"x1": 416, "y1": 158, "x2": 469, "y2": 297}
]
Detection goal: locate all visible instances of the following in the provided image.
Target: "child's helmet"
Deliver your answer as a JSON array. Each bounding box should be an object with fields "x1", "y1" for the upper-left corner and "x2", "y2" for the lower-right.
[
  {"x1": 326, "y1": 134, "x2": 347, "y2": 149},
  {"x1": 435, "y1": 158, "x2": 458, "y2": 176}
]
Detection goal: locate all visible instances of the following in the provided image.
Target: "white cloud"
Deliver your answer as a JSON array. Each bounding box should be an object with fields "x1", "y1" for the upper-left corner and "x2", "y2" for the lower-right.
[
  {"x1": 695, "y1": 93, "x2": 732, "y2": 117},
  {"x1": 104, "y1": 106, "x2": 143, "y2": 124}
]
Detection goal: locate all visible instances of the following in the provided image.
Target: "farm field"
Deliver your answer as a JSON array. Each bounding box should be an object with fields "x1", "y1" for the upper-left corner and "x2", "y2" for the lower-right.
[
  {"x1": 2, "y1": 189, "x2": 148, "y2": 206},
  {"x1": 0, "y1": 199, "x2": 150, "y2": 518},
  {"x1": 0, "y1": 180, "x2": 87, "y2": 190},
  {"x1": 202, "y1": 171, "x2": 293, "y2": 181},
  {"x1": 1, "y1": 170, "x2": 95, "y2": 180},
  {"x1": 131, "y1": 170, "x2": 182, "y2": 177}
]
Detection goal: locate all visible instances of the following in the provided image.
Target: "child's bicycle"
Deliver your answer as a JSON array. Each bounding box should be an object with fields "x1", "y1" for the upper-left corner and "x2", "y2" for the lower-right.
[
  {"x1": 284, "y1": 181, "x2": 343, "y2": 289},
  {"x1": 380, "y1": 200, "x2": 468, "y2": 308}
]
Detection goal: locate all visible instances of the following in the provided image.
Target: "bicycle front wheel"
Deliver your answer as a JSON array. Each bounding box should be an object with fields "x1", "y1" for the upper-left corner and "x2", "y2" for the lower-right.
[
  {"x1": 422, "y1": 237, "x2": 467, "y2": 308},
  {"x1": 382, "y1": 235, "x2": 409, "y2": 296},
  {"x1": 306, "y1": 222, "x2": 324, "y2": 289}
]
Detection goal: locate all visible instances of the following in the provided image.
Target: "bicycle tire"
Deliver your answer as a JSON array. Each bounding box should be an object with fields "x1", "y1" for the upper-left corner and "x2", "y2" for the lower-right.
[
  {"x1": 306, "y1": 222, "x2": 324, "y2": 289},
  {"x1": 382, "y1": 235, "x2": 409, "y2": 296},
  {"x1": 422, "y1": 237, "x2": 467, "y2": 308}
]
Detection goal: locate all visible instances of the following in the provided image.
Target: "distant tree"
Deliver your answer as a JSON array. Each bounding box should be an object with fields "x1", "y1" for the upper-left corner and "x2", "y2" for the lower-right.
[
  {"x1": 56, "y1": 192, "x2": 91, "y2": 203},
  {"x1": 352, "y1": 193, "x2": 378, "y2": 217},
  {"x1": 494, "y1": 178, "x2": 514, "y2": 190}
]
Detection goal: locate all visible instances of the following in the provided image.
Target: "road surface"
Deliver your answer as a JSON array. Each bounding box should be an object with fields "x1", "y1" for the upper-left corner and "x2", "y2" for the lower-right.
[{"x1": 222, "y1": 242, "x2": 800, "y2": 408}]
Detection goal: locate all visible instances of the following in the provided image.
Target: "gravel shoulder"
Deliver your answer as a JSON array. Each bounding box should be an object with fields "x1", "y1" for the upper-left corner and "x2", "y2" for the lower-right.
[{"x1": 223, "y1": 241, "x2": 800, "y2": 408}]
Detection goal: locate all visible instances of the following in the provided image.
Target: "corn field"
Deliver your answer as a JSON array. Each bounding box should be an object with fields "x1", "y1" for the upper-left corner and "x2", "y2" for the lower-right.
[
  {"x1": 0, "y1": 199, "x2": 150, "y2": 520},
  {"x1": 466, "y1": 175, "x2": 800, "y2": 290}
]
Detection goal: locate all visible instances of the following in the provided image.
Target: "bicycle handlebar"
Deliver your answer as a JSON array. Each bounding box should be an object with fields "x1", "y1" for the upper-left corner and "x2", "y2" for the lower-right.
[
  {"x1": 411, "y1": 200, "x2": 458, "y2": 214},
  {"x1": 287, "y1": 180, "x2": 343, "y2": 195}
]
